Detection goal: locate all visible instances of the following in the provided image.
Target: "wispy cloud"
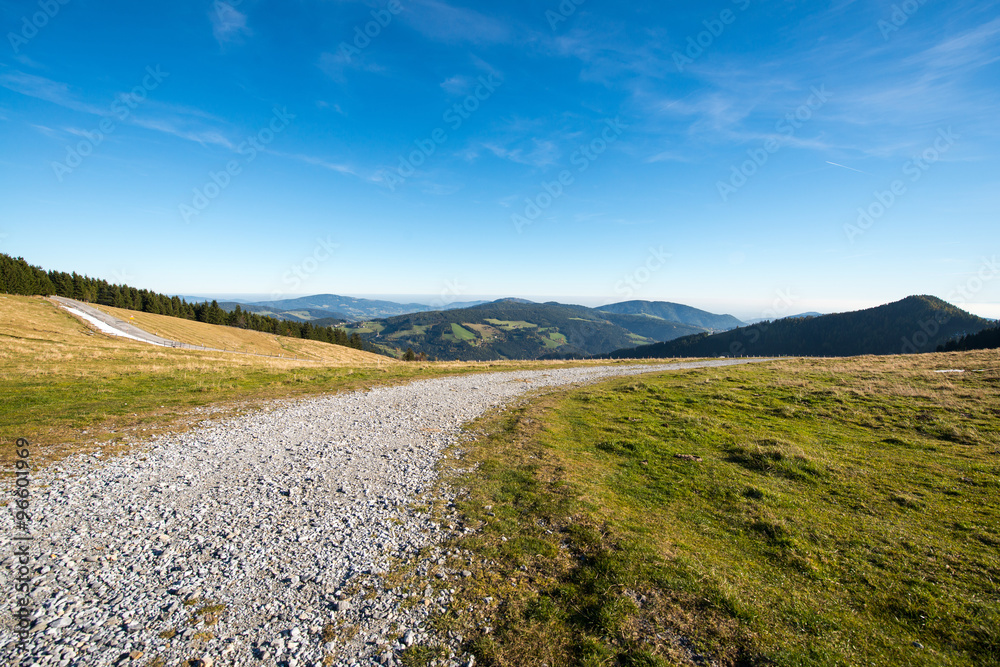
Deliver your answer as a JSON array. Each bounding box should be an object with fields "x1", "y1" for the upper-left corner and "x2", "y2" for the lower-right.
[
  {"x1": 481, "y1": 138, "x2": 560, "y2": 168},
  {"x1": 0, "y1": 69, "x2": 236, "y2": 148},
  {"x1": 645, "y1": 150, "x2": 689, "y2": 164},
  {"x1": 440, "y1": 75, "x2": 473, "y2": 95},
  {"x1": 316, "y1": 100, "x2": 346, "y2": 115},
  {"x1": 403, "y1": 0, "x2": 512, "y2": 45},
  {"x1": 907, "y1": 16, "x2": 1000, "y2": 73},
  {"x1": 11, "y1": 53, "x2": 43, "y2": 69},
  {"x1": 30, "y1": 124, "x2": 59, "y2": 138},
  {"x1": 129, "y1": 117, "x2": 236, "y2": 150},
  {"x1": 210, "y1": 1, "x2": 252, "y2": 45},
  {"x1": 0, "y1": 72, "x2": 104, "y2": 115},
  {"x1": 269, "y1": 150, "x2": 357, "y2": 175},
  {"x1": 317, "y1": 50, "x2": 386, "y2": 83}
]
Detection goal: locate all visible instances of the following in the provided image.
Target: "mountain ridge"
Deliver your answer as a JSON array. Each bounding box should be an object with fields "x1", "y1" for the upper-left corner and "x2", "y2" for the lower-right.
[
  {"x1": 349, "y1": 299, "x2": 719, "y2": 360},
  {"x1": 600, "y1": 296, "x2": 992, "y2": 359},
  {"x1": 597, "y1": 300, "x2": 744, "y2": 331}
]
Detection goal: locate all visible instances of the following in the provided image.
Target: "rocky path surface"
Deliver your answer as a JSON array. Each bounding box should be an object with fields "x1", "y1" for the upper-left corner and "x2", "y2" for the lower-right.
[{"x1": 1, "y1": 360, "x2": 766, "y2": 666}]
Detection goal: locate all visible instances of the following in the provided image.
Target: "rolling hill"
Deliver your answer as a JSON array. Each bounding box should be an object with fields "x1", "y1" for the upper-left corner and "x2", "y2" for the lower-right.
[
  {"x1": 597, "y1": 300, "x2": 744, "y2": 330},
  {"x1": 217, "y1": 302, "x2": 349, "y2": 323},
  {"x1": 86, "y1": 302, "x2": 393, "y2": 364},
  {"x1": 246, "y1": 294, "x2": 489, "y2": 321},
  {"x1": 601, "y1": 296, "x2": 993, "y2": 359},
  {"x1": 352, "y1": 299, "x2": 710, "y2": 360}
]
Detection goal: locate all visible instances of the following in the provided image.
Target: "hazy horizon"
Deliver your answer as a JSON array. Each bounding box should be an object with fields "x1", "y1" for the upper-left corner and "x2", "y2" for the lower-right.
[{"x1": 170, "y1": 292, "x2": 1000, "y2": 322}]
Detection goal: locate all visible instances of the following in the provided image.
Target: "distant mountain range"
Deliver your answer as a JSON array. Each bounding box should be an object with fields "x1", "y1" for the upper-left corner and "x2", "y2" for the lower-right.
[
  {"x1": 601, "y1": 296, "x2": 993, "y2": 359},
  {"x1": 189, "y1": 294, "x2": 491, "y2": 322},
  {"x1": 11, "y1": 253, "x2": 995, "y2": 362},
  {"x1": 196, "y1": 294, "x2": 746, "y2": 336},
  {"x1": 343, "y1": 298, "x2": 737, "y2": 360}
]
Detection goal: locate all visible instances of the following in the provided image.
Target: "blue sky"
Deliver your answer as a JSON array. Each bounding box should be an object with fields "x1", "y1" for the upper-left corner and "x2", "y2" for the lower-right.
[{"x1": 1, "y1": 0, "x2": 998, "y2": 319}]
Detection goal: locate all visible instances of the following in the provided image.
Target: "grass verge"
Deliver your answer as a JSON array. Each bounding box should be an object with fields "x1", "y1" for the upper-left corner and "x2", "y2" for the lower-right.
[{"x1": 432, "y1": 352, "x2": 1000, "y2": 666}]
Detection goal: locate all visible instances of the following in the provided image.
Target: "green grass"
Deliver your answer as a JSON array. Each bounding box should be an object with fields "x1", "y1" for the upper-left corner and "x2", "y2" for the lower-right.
[
  {"x1": 452, "y1": 323, "x2": 478, "y2": 341},
  {"x1": 388, "y1": 324, "x2": 432, "y2": 340},
  {"x1": 347, "y1": 322, "x2": 385, "y2": 334},
  {"x1": 542, "y1": 332, "x2": 568, "y2": 349},
  {"x1": 485, "y1": 319, "x2": 539, "y2": 331},
  {"x1": 0, "y1": 295, "x2": 650, "y2": 470},
  {"x1": 434, "y1": 353, "x2": 1000, "y2": 667}
]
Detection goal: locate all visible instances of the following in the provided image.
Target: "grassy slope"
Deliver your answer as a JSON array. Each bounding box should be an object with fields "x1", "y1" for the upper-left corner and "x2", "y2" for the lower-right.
[
  {"x1": 89, "y1": 303, "x2": 372, "y2": 361},
  {"x1": 0, "y1": 295, "x2": 650, "y2": 470},
  {"x1": 433, "y1": 352, "x2": 1000, "y2": 667}
]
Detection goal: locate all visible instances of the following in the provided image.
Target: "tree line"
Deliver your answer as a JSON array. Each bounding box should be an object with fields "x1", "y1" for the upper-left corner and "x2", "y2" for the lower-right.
[
  {"x1": 937, "y1": 325, "x2": 1000, "y2": 352},
  {"x1": 601, "y1": 296, "x2": 993, "y2": 359},
  {"x1": 0, "y1": 253, "x2": 366, "y2": 350}
]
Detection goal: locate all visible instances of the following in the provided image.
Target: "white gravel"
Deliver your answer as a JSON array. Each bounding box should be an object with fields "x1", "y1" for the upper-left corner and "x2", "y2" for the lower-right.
[{"x1": 1, "y1": 360, "x2": 764, "y2": 666}]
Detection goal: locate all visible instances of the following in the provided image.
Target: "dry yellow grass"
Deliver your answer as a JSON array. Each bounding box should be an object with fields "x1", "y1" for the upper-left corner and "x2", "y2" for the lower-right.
[
  {"x1": 1, "y1": 295, "x2": 651, "y2": 469},
  {"x1": 87, "y1": 302, "x2": 395, "y2": 364}
]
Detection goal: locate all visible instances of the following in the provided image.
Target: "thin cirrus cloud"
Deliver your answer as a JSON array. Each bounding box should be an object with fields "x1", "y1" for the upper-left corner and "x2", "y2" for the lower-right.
[
  {"x1": 480, "y1": 139, "x2": 560, "y2": 168},
  {"x1": 128, "y1": 117, "x2": 236, "y2": 150},
  {"x1": 907, "y1": 16, "x2": 1000, "y2": 73},
  {"x1": 0, "y1": 71, "x2": 105, "y2": 115},
  {"x1": 401, "y1": 0, "x2": 512, "y2": 45},
  {"x1": 268, "y1": 150, "x2": 357, "y2": 176},
  {"x1": 210, "y1": 1, "x2": 253, "y2": 45},
  {"x1": 0, "y1": 70, "x2": 240, "y2": 152},
  {"x1": 317, "y1": 50, "x2": 386, "y2": 83},
  {"x1": 440, "y1": 75, "x2": 473, "y2": 95}
]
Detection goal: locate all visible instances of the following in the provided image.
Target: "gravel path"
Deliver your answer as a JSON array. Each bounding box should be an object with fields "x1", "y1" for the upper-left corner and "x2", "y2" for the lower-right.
[{"x1": 1, "y1": 360, "x2": 766, "y2": 666}]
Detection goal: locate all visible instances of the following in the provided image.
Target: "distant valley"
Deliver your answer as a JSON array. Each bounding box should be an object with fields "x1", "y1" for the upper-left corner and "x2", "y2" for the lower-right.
[
  {"x1": 199, "y1": 292, "x2": 745, "y2": 361},
  {"x1": 343, "y1": 299, "x2": 734, "y2": 361}
]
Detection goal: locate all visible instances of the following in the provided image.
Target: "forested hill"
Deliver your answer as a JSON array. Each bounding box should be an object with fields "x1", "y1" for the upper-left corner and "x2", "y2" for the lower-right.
[
  {"x1": 0, "y1": 253, "x2": 366, "y2": 350},
  {"x1": 597, "y1": 300, "x2": 744, "y2": 330},
  {"x1": 352, "y1": 299, "x2": 709, "y2": 360},
  {"x1": 600, "y1": 296, "x2": 993, "y2": 359}
]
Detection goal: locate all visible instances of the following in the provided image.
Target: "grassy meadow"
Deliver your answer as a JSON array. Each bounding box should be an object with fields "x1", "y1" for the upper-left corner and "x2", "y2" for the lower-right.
[
  {"x1": 88, "y1": 302, "x2": 373, "y2": 360},
  {"x1": 0, "y1": 295, "x2": 635, "y2": 469},
  {"x1": 431, "y1": 351, "x2": 1000, "y2": 667}
]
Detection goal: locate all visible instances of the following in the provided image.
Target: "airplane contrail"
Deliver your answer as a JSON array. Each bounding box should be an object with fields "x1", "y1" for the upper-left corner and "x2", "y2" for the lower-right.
[{"x1": 826, "y1": 161, "x2": 873, "y2": 175}]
